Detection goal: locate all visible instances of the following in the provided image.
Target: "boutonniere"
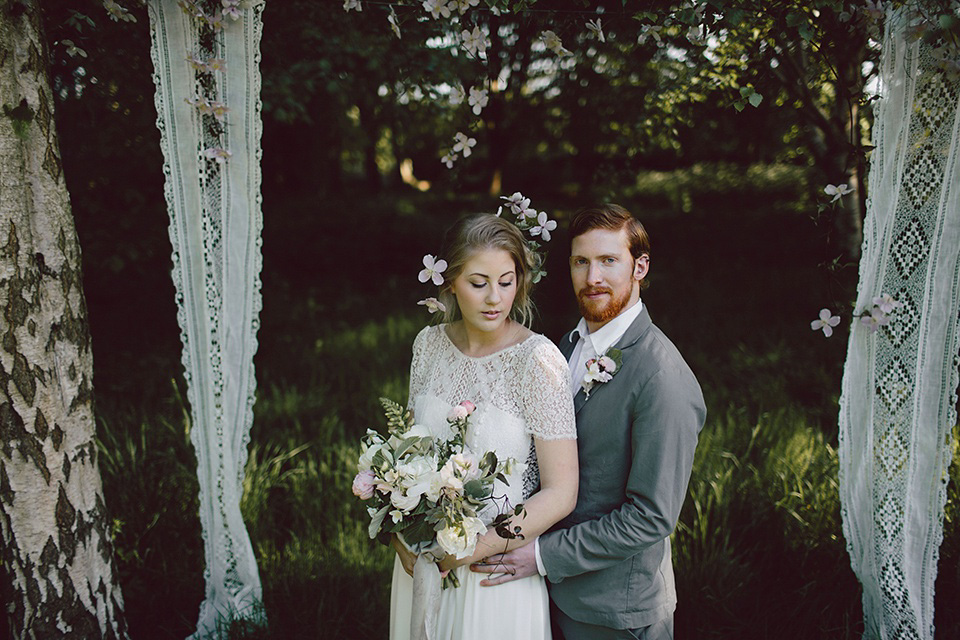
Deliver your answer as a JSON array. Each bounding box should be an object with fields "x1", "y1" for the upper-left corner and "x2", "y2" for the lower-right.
[{"x1": 582, "y1": 348, "x2": 623, "y2": 399}]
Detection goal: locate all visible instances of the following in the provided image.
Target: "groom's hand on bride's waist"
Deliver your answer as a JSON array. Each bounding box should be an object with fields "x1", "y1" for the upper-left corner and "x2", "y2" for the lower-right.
[{"x1": 470, "y1": 545, "x2": 538, "y2": 586}]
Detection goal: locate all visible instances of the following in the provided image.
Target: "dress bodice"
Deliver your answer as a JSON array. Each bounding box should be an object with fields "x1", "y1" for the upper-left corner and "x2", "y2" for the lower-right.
[{"x1": 408, "y1": 324, "x2": 576, "y2": 511}]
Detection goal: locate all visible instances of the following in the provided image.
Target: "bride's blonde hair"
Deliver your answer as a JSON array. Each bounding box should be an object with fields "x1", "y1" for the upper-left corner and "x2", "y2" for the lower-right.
[{"x1": 437, "y1": 213, "x2": 537, "y2": 327}]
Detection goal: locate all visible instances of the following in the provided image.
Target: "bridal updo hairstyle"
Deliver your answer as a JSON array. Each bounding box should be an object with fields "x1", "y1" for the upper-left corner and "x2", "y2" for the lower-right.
[
  {"x1": 570, "y1": 203, "x2": 652, "y2": 290},
  {"x1": 438, "y1": 213, "x2": 538, "y2": 327}
]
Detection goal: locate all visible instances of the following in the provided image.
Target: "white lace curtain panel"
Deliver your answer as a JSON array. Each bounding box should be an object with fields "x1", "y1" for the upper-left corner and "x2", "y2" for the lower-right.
[
  {"x1": 838, "y1": 11, "x2": 960, "y2": 640},
  {"x1": 147, "y1": 1, "x2": 266, "y2": 636}
]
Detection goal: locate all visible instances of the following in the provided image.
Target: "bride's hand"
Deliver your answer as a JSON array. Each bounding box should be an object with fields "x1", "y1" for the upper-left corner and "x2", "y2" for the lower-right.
[
  {"x1": 438, "y1": 553, "x2": 469, "y2": 573},
  {"x1": 391, "y1": 535, "x2": 418, "y2": 577}
]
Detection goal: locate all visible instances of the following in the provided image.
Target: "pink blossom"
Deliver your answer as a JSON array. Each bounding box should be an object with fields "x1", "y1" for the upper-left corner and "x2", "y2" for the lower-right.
[
  {"x1": 459, "y1": 400, "x2": 476, "y2": 415},
  {"x1": 352, "y1": 470, "x2": 376, "y2": 500},
  {"x1": 598, "y1": 355, "x2": 616, "y2": 373}
]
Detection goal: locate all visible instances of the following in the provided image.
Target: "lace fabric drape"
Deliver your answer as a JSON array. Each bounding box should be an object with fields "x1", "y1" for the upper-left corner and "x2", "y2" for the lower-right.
[
  {"x1": 147, "y1": 1, "x2": 266, "y2": 636},
  {"x1": 838, "y1": 12, "x2": 960, "y2": 640}
]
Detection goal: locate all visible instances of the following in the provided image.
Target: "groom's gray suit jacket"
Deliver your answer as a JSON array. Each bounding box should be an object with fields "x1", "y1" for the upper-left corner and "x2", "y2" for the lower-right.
[{"x1": 540, "y1": 306, "x2": 706, "y2": 630}]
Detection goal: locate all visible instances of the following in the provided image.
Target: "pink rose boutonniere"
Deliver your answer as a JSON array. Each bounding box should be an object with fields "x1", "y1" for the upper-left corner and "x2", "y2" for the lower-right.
[{"x1": 582, "y1": 348, "x2": 623, "y2": 399}]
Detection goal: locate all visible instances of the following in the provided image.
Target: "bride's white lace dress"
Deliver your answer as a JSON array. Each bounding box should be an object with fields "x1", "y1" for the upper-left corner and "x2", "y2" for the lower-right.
[{"x1": 390, "y1": 324, "x2": 576, "y2": 640}]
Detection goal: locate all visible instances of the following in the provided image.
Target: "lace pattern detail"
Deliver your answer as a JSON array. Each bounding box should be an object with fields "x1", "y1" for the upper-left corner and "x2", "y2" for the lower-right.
[
  {"x1": 409, "y1": 325, "x2": 575, "y2": 502},
  {"x1": 838, "y1": 13, "x2": 960, "y2": 640},
  {"x1": 148, "y1": 2, "x2": 266, "y2": 635}
]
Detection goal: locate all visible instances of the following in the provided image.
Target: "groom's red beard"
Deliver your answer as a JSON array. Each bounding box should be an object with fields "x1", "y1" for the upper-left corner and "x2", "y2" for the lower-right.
[{"x1": 577, "y1": 285, "x2": 632, "y2": 324}]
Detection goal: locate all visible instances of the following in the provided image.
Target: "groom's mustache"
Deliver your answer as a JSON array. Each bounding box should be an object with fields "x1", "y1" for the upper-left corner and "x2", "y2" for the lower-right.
[{"x1": 578, "y1": 286, "x2": 613, "y2": 299}]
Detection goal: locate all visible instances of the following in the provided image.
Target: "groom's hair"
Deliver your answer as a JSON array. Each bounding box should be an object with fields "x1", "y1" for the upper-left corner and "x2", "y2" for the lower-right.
[
  {"x1": 570, "y1": 204, "x2": 651, "y2": 289},
  {"x1": 570, "y1": 204, "x2": 651, "y2": 260}
]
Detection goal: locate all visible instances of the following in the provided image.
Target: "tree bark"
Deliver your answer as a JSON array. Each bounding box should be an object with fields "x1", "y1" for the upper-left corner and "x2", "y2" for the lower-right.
[{"x1": 0, "y1": 4, "x2": 128, "y2": 638}]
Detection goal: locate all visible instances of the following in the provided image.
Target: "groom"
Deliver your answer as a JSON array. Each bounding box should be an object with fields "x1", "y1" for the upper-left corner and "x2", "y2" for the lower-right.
[{"x1": 471, "y1": 204, "x2": 706, "y2": 639}]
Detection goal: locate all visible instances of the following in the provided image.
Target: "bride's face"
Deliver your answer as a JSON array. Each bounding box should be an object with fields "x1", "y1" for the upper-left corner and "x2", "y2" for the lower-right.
[{"x1": 449, "y1": 248, "x2": 518, "y2": 333}]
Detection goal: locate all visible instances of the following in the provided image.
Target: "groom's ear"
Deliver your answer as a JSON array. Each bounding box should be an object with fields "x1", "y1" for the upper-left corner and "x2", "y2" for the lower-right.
[{"x1": 633, "y1": 254, "x2": 650, "y2": 281}]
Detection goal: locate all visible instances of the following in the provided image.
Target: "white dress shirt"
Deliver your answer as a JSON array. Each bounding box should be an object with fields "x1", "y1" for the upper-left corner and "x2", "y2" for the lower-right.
[{"x1": 534, "y1": 298, "x2": 644, "y2": 575}]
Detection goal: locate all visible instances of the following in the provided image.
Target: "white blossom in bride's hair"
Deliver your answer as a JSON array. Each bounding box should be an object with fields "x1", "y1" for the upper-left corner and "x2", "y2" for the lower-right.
[
  {"x1": 419, "y1": 254, "x2": 447, "y2": 285},
  {"x1": 418, "y1": 297, "x2": 447, "y2": 314},
  {"x1": 501, "y1": 192, "x2": 531, "y2": 216},
  {"x1": 810, "y1": 308, "x2": 841, "y2": 337},
  {"x1": 530, "y1": 211, "x2": 557, "y2": 242}
]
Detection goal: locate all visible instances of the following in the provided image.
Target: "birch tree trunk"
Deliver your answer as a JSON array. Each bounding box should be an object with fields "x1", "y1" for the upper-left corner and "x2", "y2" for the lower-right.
[{"x1": 0, "y1": 4, "x2": 128, "y2": 638}]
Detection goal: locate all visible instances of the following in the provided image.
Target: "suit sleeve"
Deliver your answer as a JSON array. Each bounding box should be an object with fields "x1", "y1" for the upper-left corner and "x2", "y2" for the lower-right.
[{"x1": 539, "y1": 363, "x2": 705, "y2": 582}]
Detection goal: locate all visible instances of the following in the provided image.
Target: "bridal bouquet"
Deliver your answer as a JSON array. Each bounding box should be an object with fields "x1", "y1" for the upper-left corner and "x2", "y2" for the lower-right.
[{"x1": 352, "y1": 398, "x2": 523, "y2": 575}]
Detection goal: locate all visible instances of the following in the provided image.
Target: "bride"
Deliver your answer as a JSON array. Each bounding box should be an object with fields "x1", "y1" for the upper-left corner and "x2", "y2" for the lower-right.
[{"x1": 390, "y1": 213, "x2": 579, "y2": 640}]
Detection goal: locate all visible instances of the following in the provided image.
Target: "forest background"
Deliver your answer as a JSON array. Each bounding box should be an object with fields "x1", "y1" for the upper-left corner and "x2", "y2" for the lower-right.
[{"x1": 22, "y1": 0, "x2": 960, "y2": 638}]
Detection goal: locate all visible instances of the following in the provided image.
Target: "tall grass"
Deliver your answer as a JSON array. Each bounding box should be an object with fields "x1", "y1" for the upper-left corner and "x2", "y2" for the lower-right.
[{"x1": 88, "y1": 182, "x2": 959, "y2": 638}]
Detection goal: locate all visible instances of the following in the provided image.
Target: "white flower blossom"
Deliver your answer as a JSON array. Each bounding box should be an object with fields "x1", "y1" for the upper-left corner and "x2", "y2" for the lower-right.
[
  {"x1": 453, "y1": 0, "x2": 479, "y2": 14},
  {"x1": 461, "y1": 26, "x2": 488, "y2": 57},
  {"x1": 452, "y1": 132, "x2": 477, "y2": 157},
  {"x1": 422, "y1": 0, "x2": 451, "y2": 19},
  {"x1": 441, "y1": 152, "x2": 457, "y2": 168},
  {"x1": 450, "y1": 85, "x2": 466, "y2": 106},
  {"x1": 686, "y1": 25, "x2": 706, "y2": 46},
  {"x1": 530, "y1": 211, "x2": 557, "y2": 242},
  {"x1": 810, "y1": 308, "x2": 841, "y2": 337},
  {"x1": 824, "y1": 183, "x2": 853, "y2": 203},
  {"x1": 202, "y1": 147, "x2": 232, "y2": 163},
  {"x1": 419, "y1": 254, "x2": 448, "y2": 285},
  {"x1": 638, "y1": 24, "x2": 662, "y2": 45},
  {"x1": 541, "y1": 30, "x2": 571, "y2": 56},
  {"x1": 586, "y1": 18, "x2": 605, "y2": 43},
  {"x1": 222, "y1": 0, "x2": 242, "y2": 20},
  {"x1": 417, "y1": 297, "x2": 447, "y2": 314},
  {"x1": 388, "y1": 7, "x2": 401, "y2": 39},
  {"x1": 860, "y1": 307, "x2": 890, "y2": 333},
  {"x1": 500, "y1": 192, "x2": 531, "y2": 216},
  {"x1": 343, "y1": 0, "x2": 362, "y2": 12},
  {"x1": 436, "y1": 516, "x2": 487, "y2": 559},
  {"x1": 872, "y1": 293, "x2": 901, "y2": 315},
  {"x1": 468, "y1": 87, "x2": 489, "y2": 115},
  {"x1": 103, "y1": 0, "x2": 136, "y2": 23}
]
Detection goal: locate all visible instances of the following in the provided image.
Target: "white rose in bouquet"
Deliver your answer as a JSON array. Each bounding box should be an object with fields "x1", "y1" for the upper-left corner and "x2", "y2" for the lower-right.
[{"x1": 436, "y1": 516, "x2": 488, "y2": 559}]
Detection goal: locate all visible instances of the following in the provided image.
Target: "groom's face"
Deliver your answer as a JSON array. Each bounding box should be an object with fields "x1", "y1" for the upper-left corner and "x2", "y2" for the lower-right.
[{"x1": 570, "y1": 227, "x2": 648, "y2": 330}]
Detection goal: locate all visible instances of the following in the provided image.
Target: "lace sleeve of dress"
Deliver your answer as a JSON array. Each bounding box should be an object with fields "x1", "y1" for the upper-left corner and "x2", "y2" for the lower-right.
[
  {"x1": 520, "y1": 338, "x2": 577, "y2": 440},
  {"x1": 407, "y1": 325, "x2": 433, "y2": 409}
]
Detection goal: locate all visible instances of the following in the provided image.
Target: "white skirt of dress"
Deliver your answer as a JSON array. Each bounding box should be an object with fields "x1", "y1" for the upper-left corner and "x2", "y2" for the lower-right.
[{"x1": 389, "y1": 556, "x2": 552, "y2": 640}]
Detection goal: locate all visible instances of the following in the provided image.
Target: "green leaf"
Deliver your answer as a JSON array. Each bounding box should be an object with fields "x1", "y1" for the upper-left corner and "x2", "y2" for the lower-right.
[
  {"x1": 734, "y1": 100, "x2": 746, "y2": 112},
  {"x1": 785, "y1": 12, "x2": 805, "y2": 28},
  {"x1": 748, "y1": 92, "x2": 763, "y2": 107},
  {"x1": 368, "y1": 504, "x2": 390, "y2": 539},
  {"x1": 463, "y1": 479, "x2": 485, "y2": 500},
  {"x1": 402, "y1": 515, "x2": 436, "y2": 546}
]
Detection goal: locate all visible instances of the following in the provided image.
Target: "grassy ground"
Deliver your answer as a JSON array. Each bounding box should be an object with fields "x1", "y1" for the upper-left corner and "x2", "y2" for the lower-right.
[{"x1": 81, "y1": 175, "x2": 960, "y2": 639}]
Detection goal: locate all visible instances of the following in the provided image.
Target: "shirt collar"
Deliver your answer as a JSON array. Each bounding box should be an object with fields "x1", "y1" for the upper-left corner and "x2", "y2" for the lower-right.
[{"x1": 570, "y1": 299, "x2": 643, "y2": 357}]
